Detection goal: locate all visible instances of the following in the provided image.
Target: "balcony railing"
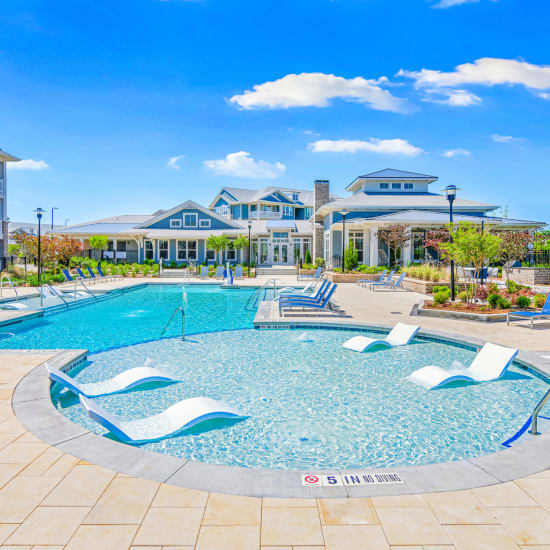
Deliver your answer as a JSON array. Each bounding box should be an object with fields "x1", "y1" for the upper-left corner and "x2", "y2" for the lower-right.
[{"x1": 249, "y1": 210, "x2": 283, "y2": 220}]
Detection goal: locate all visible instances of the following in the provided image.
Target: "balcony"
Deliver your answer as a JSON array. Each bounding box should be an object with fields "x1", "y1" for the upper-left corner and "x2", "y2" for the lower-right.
[{"x1": 249, "y1": 210, "x2": 283, "y2": 220}]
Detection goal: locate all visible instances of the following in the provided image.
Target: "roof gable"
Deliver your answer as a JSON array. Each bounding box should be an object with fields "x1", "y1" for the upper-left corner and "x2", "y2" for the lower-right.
[{"x1": 346, "y1": 168, "x2": 438, "y2": 191}]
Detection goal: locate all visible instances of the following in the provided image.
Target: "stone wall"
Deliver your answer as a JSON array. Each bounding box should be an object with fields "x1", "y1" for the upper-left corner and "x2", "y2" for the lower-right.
[
  {"x1": 508, "y1": 267, "x2": 550, "y2": 286},
  {"x1": 1, "y1": 221, "x2": 7, "y2": 257},
  {"x1": 312, "y1": 180, "x2": 330, "y2": 261}
]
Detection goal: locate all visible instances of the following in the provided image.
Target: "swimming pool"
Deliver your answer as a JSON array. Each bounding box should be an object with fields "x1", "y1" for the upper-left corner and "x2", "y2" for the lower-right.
[
  {"x1": 0, "y1": 284, "x2": 256, "y2": 353},
  {"x1": 52, "y1": 326, "x2": 548, "y2": 470}
]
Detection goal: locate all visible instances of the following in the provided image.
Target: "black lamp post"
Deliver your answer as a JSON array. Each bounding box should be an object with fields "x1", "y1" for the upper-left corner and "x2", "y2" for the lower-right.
[
  {"x1": 51, "y1": 206, "x2": 58, "y2": 230},
  {"x1": 247, "y1": 220, "x2": 252, "y2": 278},
  {"x1": 339, "y1": 209, "x2": 349, "y2": 272},
  {"x1": 34, "y1": 208, "x2": 46, "y2": 284},
  {"x1": 443, "y1": 185, "x2": 459, "y2": 301}
]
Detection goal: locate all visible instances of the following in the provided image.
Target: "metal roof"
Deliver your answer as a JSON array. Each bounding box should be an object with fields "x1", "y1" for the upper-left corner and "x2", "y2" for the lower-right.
[
  {"x1": 209, "y1": 186, "x2": 340, "y2": 207},
  {"x1": 358, "y1": 168, "x2": 437, "y2": 180},
  {"x1": 266, "y1": 220, "x2": 297, "y2": 230},
  {"x1": 0, "y1": 149, "x2": 21, "y2": 162}
]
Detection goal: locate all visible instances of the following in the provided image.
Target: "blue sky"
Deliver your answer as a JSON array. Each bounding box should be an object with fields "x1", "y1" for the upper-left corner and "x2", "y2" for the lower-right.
[{"x1": 2, "y1": 0, "x2": 549, "y2": 225}]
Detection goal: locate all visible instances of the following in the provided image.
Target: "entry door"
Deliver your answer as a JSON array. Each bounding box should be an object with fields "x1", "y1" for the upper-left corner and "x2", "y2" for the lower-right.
[{"x1": 272, "y1": 243, "x2": 289, "y2": 264}]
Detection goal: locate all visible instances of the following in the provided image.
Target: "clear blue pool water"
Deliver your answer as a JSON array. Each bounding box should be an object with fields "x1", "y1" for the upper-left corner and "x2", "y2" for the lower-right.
[
  {"x1": 0, "y1": 284, "x2": 256, "y2": 353},
  {"x1": 51, "y1": 325, "x2": 548, "y2": 470}
]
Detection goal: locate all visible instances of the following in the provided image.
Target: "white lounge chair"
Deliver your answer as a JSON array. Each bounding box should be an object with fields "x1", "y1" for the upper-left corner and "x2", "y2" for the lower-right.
[
  {"x1": 407, "y1": 342, "x2": 518, "y2": 389},
  {"x1": 79, "y1": 395, "x2": 245, "y2": 443},
  {"x1": 46, "y1": 364, "x2": 179, "y2": 398},
  {"x1": 343, "y1": 323, "x2": 420, "y2": 352},
  {"x1": 0, "y1": 302, "x2": 31, "y2": 310}
]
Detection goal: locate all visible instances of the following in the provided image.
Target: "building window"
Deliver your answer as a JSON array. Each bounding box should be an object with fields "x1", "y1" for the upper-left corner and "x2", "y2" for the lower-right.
[
  {"x1": 170, "y1": 219, "x2": 182, "y2": 228},
  {"x1": 392, "y1": 183, "x2": 402, "y2": 189},
  {"x1": 404, "y1": 183, "x2": 414, "y2": 190},
  {"x1": 226, "y1": 249, "x2": 236, "y2": 261},
  {"x1": 183, "y1": 213, "x2": 198, "y2": 227},
  {"x1": 413, "y1": 232, "x2": 426, "y2": 261},
  {"x1": 199, "y1": 219, "x2": 211, "y2": 228},
  {"x1": 324, "y1": 232, "x2": 330, "y2": 260},
  {"x1": 214, "y1": 205, "x2": 230, "y2": 217},
  {"x1": 349, "y1": 231, "x2": 364, "y2": 264},
  {"x1": 144, "y1": 240, "x2": 154, "y2": 260},
  {"x1": 206, "y1": 249, "x2": 215, "y2": 261},
  {"x1": 292, "y1": 193, "x2": 299, "y2": 201},
  {"x1": 177, "y1": 240, "x2": 197, "y2": 261},
  {"x1": 283, "y1": 206, "x2": 293, "y2": 216},
  {"x1": 305, "y1": 207, "x2": 313, "y2": 218},
  {"x1": 159, "y1": 240, "x2": 169, "y2": 260},
  {"x1": 379, "y1": 183, "x2": 389, "y2": 190}
]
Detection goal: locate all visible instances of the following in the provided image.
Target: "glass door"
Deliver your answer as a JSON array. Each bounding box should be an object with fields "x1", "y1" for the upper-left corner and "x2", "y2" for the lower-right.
[
  {"x1": 260, "y1": 240, "x2": 269, "y2": 264},
  {"x1": 280, "y1": 244, "x2": 288, "y2": 263},
  {"x1": 273, "y1": 244, "x2": 280, "y2": 263}
]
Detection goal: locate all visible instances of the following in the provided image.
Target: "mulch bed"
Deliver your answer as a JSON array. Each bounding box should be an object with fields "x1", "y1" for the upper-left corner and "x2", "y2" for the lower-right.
[{"x1": 424, "y1": 302, "x2": 535, "y2": 314}]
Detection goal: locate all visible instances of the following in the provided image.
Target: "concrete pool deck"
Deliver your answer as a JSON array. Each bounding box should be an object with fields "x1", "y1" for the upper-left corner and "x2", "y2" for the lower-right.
[{"x1": 1, "y1": 277, "x2": 550, "y2": 547}]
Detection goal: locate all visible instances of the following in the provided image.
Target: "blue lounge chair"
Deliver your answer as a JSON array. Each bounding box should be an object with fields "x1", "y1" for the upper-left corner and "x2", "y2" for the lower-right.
[
  {"x1": 46, "y1": 364, "x2": 179, "y2": 398},
  {"x1": 215, "y1": 266, "x2": 225, "y2": 279},
  {"x1": 86, "y1": 266, "x2": 106, "y2": 284},
  {"x1": 97, "y1": 265, "x2": 122, "y2": 281},
  {"x1": 279, "y1": 284, "x2": 337, "y2": 315},
  {"x1": 79, "y1": 395, "x2": 246, "y2": 444},
  {"x1": 374, "y1": 271, "x2": 406, "y2": 291},
  {"x1": 369, "y1": 270, "x2": 395, "y2": 290},
  {"x1": 507, "y1": 293, "x2": 550, "y2": 329},
  {"x1": 235, "y1": 266, "x2": 244, "y2": 279},
  {"x1": 200, "y1": 265, "x2": 209, "y2": 279},
  {"x1": 276, "y1": 279, "x2": 329, "y2": 301},
  {"x1": 76, "y1": 267, "x2": 96, "y2": 284},
  {"x1": 297, "y1": 265, "x2": 322, "y2": 281},
  {"x1": 62, "y1": 268, "x2": 78, "y2": 283},
  {"x1": 357, "y1": 270, "x2": 386, "y2": 288}
]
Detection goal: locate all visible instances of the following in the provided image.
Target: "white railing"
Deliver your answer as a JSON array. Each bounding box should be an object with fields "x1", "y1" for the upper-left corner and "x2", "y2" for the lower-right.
[
  {"x1": 214, "y1": 206, "x2": 231, "y2": 218},
  {"x1": 249, "y1": 210, "x2": 283, "y2": 220}
]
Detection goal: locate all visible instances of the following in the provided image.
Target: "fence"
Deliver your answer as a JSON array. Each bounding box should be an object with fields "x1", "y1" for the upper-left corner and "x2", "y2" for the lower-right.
[{"x1": 524, "y1": 250, "x2": 550, "y2": 266}]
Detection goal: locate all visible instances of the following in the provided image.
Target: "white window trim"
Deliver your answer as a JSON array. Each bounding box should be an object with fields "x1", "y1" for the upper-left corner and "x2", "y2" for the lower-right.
[
  {"x1": 159, "y1": 240, "x2": 170, "y2": 261},
  {"x1": 404, "y1": 183, "x2": 414, "y2": 190},
  {"x1": 392, "y1": 183, "x2": 402, "y2": 190},
  {"x1": 292, "y1": 193, "x2": 299, "y2": 201},
  {"x1": 177, "y1": 240, "x2": 198, "y2": 261},
  {"x1": 283, "y1": 205, "x2": 293, "y2": 216},
  {"x1": 199, "y1": 219, "x2": 211, "y2": 228},
  {"x1": 183, "y1": 213, "x2": 198, "y2": 227},
  {"x1": 226, "y1": 249, "x2": 236, "y2": 260},
  {"x1": 144, "y1": 239, "x2": 154, "y2": 260},
  {"x1": 170, "y1": 219, "x2": 182, "y2": 228},
  {"x1": 379, "y1": 183, "x2": 389, "y2": 190}
]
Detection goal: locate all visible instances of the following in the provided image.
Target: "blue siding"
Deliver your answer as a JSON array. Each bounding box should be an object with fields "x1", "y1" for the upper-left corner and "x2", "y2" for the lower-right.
[
  {"x1": 198, "y1": 240, "x2": 206, "y2": 263},
  {"x1": 261, "y1": 192, "x2": 293, "y2": 204},
  {"x1": 282, "y1": 207, "x2": 294, "y2": 220},
  {"x1": 231, "y1": 205, "x2": 241, "y2": 219},
  {"x1": 169, "y1": 240, "x2": 177, "y2": 261},
  {"x1": 144, "y1": 208, "x2": 236, "y2": 230},
  {"x1": 332, "y1": 230, "x2": 342, "y2": 257},
  {"x1": 242, "y1": 204, "x2": 248, "y2": 219},
  {"x1": 214, "y1": 197, "x2": 229, "y2": 208}
]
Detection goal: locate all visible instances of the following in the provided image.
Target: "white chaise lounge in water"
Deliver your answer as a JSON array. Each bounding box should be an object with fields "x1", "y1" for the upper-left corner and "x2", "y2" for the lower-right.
[
  {"x1": 79, "y1": 395, "x2": 245, "y2": 443},
  {"x1": 343, "y1": 323, "x2": 420, "y2": 352},
  {"x1": 407, "y1": 342, "x2": 518, "y2": 389},
  {"x1": 46, "y1": 364, "x2": 179, "y2": 398}
]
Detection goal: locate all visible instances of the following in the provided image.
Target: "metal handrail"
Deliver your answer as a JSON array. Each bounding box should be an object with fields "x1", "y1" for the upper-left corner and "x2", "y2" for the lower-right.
[
  {"x1": 42, "y1": 284, "x2": 69, "y2": 306},
  {"x1": 0, "y1": 274, "x2": 19, "y2": 300},
  {"x1": 245, "y1": 278, "x2": 277, "y2": 310},
  {"x1": 79, "y1": 278, "x2": 98, "y2": 299},
  {"x1": 531, "y1": 387, "x2": 550, "y2": 435},
  {"x1": 161, "y1": 306, "x2": 185, "y2": 340}
]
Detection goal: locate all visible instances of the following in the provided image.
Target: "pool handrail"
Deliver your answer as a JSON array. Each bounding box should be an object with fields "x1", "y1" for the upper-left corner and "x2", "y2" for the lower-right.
[
  {"x1": 531, "y1": 386, "x2": 550, "y2": 435},
  {"x1": 0, "y1": 274, "x2": 19, "y2": 300}
]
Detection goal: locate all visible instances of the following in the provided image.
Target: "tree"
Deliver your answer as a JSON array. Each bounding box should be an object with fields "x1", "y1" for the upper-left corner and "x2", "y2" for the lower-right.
[
  {"x1": 206, "y1": 235, "x2": 231, "y2": 263},
  {"x1": 498, "y1": 231, "x2": 533, "y2": 281},
  {"x1": 440, "y1": 222, "x2": 502, "y2": 305},
  {"x1": 423, "y1": 228, "x2": 450, "y2": 263},
  {"x1": 89, "y1": 235, "x2": 109, "y2": 259},
  {"x1": 232, "y1": 235, "x2": 250, "y2": 264},
  {"x1": 376, "y1": 225, "x2": 410, "y2": 266},
  {"x1": 7, "y1": 244, "x2": 20, "y2": 256},
  {"x1": 304, "y1": 248, "x2": 312, "y2": 265},
  {"x1": 344, "y1": 239, "x2": 359, "y2": 271}
]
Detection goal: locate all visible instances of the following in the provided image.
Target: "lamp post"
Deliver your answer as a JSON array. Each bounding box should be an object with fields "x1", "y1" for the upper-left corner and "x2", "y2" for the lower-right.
[
  {"x1": 34, "y1": 208, "x2": 46, "y2": 284},
  {"x1": 443, "y1": 185, "x2": 459, "y2": 301},
  {"x1": 51, "y1": 207, "x2": 58, "y2": 230},
  {"x1": 247, "y1": 221, "x2": 252, "y2": 278},
  {"x1": 339, "y1": 209, "x2": 349, "y2": 272}
]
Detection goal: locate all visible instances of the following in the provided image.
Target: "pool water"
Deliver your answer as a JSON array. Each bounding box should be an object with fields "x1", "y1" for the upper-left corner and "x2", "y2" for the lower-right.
[
  {"x1": 52, "y1": 328, "x2": 549, "y2": 470},
  {"x1": 0, "y1": 284, "x2": 256, "y2": 353}
]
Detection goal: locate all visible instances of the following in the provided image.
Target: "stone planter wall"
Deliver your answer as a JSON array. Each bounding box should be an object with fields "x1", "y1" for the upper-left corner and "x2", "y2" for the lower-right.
[
  {"x1": 325, "y1": 271, "x2": 381, "y2": 283},
  {"x1": 402, "y1": 278, "x2": 467, "y2": 294},
  {"x1": 508, "y1": 267, "x2": 550, "y2": 286}
]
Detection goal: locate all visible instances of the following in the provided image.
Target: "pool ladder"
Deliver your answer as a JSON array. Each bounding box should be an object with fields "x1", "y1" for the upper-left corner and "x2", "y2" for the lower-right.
[
  {"x1": 245, "y1": 279, "x2": 277, "y2": 310},
  {"x1": 161, "y1": 306, "x2": 185, "y2": 341},
  {"x1": 531, "y1": 386, "x2": 550, "y2": 435},
  {"x1": 0, "y1": 275, "x2": 19, "y2": 300}
]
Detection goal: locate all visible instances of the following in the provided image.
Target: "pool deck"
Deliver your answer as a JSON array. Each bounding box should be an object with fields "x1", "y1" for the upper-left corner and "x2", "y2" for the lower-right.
[{"x1": 1, "y1": 277, "x2": 550, "y2": 548}]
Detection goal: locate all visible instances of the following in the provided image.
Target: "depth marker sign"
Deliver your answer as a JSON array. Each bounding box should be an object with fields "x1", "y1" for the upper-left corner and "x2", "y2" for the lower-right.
[{"x1": 302, "y1": 472, "x2": 404, "y2": 487}]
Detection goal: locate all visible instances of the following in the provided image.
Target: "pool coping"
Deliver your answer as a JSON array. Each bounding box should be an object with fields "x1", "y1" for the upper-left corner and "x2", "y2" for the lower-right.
[{"x1": 10, "y1": 321, "x2": 550, "y2": 498}]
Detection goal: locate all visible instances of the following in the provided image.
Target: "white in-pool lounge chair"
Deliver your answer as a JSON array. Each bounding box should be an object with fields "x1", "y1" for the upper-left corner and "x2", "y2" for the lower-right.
[
  {"x1": 79, "y1": 395, "x2": 245, "y2": 443},
  {"x1": 343, "y1": 323, "x2": 420, "y2": 352},
  {"x1": 0, "y1": 302, "x2": 31, "y2": 310},
  {"x1": 406, "y1": 342, "x2": 518, "y2": 389},
  {"x1": 46, "y1": 364, "x2": 179, "y2": 398}
]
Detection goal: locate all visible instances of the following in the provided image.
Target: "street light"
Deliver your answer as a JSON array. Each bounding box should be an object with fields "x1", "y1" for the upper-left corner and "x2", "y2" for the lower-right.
[
  {"x1": 247, "y1": 220, "x2": 252, "y2": 278},
  {"x1": 339, "y1": 209, "x2": 349, "y2": 272},
  {"x1": 443, "y1": 185, "x2": 460, "y2": 301},
  {"x1": 51, "y1": 207, "x2": 58, "y2": 230},
  {"x1": 34, "y1": 208, "x2": 46, "y2": 284}
]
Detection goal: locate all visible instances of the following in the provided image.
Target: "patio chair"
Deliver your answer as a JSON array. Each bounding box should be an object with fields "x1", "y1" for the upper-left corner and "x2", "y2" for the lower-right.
[
  {"x1": 200, "y1": 265, "x2": 209, "y2": 279},
  {"x1": 79, "y1": 394, "x2": 245, "y2": 444},
  {"x1": 406, "y1": 342, "x2": 518, "y2": 389},
  {"x1": 343, "y1": 323, "x2": 420, "y2": 352},
  {"x1": 85, "y1": 266, "x2": 110, "y2": 284},
  {"x1": 97, "y1": 265, "x2": 122, "y2": 281},
  {"x1": 507, "y1": 293, "x2": 550, "y2": 329},
  {"x1": 235, "y1": 266, "x2": 244, "y2": 279},
  {"x1": 279, "y1": 284, "x2": 337, "y2": 315},
  {"x1": 275, "y1": 279, "x2": 329, "y2": 301},
  {"x1": 369, "y1": 270, "x2": 395, "y2": 290},
  {"x1": 46, "y1": 364, "x2": 179, "y2": 398},
  {"x1": 297, "y1": 265, "x2": 322, "y2": 281},
  {"x1": 215, "y1": 266, "x2": 225, "y2": 279},
  {"x1": 76, "y1": 267, "x2": 96, "y2": 284},
  {"x1": 381, "y1": 271, "x2": 406, "y2": 290},
  {"x1": 277, "y1": 280, "x2": 317, "y2": 296},
  {"x1": 62, "y1": 268, "x2": 82, "y2": 283},
  {"x1": 357, "y1": 270, "x2": 386, "y2": 288}
]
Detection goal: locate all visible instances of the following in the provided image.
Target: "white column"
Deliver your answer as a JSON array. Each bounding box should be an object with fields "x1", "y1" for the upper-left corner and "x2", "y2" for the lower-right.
[
  {"x1": 403, "y1": 227, "x2": 413, "y2": 266},
  {"x1": 369, "y1": 226, "x2": 378, "y2": 266},
  {"x1": 112, "y1": 238, "x2": 118, "y2": 263}
]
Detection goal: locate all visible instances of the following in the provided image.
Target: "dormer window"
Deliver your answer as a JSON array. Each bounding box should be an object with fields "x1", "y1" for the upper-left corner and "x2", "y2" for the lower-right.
[
  {"x1": 392, "y1": 183, "x2": 402, "y2": 189},
  {"x1": 292, "y1": 193, "x2": 299, "y2": 201},
  {"x1": 379, "y1": 183, "x2": 389, "y2": 190},
  {"x1": 170, "y1": 219, "x2": 182, "y2": 228},
  {"x1": 404, "y1": 183, "x2": 414, "y2": 190}
]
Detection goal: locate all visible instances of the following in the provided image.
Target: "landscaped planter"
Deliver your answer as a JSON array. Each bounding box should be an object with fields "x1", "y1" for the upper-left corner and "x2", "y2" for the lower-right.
[
  {"x1": 508, "y1": 267, "x2": 550, "y2": 286},
  {"x1": 402, "y1": 278, "x2": 467, "y2": 294},
  {"x1": 325, "y1": 271, "x2": 382, "y2": 283},
  {"x1": 415, "y1": 300, "x2": 508, "y2": 323}
]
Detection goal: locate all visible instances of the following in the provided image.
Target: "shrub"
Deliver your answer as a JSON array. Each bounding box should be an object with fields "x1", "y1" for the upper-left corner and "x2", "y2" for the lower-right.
[
  {"x1": 304, "y1": 249, "x2": 312, "y2": 265},
  {"x1": 344, "y1": 241, "x2": 359, "y2": 272},
  {"x1": 516, "y1": 296, "x2": 531, "y2": 308},
  {"x1": 476, "y1": 285, "x2": 490, "y2": 301},
  {"x1": 487, "y1": 282, "x2": 499, "y2": 294},
  {"x1": 498, "y1": 297, "x2": 513, "y2": 309},
  {"x1": 433, "y1": 289, "x2": 451, "y2": 305},
  {"x1": 432, "y1": 285, "x2": 449, "y2": 293},
  {"x1": 458, "y1": 291, "x2": 469, "y2": 304},
  {"x1": 534, "y1": 294, "x2": 547, "y2": 308},
  {"x1": 487, "y1": 294, "x2": 501, "y2": 308},
  {"x1": 506, "y1": 279, "x2": 519, "y2": 294},
  {"x1": 405, "y1": 264, "x2": 447, "y2": 282},
  {"x1": 169, "y1": 260, "x2": 177, "y2": 269},
  {"x1": 315, "y1": 257, "x2": 325, "y2": 267}
]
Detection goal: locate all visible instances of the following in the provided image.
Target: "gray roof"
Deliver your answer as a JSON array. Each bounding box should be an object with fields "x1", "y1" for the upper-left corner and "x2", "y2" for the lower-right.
[
  {"x1": 244, "y1": 219, "x2": 312, "y2": 235},
  {"x1": 318, "y1": 192, "x2": 497, "y2": 213},
  {"x1": 48, "y1": 214, "x2": 153, "y2": 235},
  {"x1": 0, "y1": 149, "x2": 21, "y2": 162},
  {"x1": 359, "y1": 168, "x2": 437, "y2": 180},
  {"x1": 211, "y1": 186, "x2": 340, "y2": 207}
]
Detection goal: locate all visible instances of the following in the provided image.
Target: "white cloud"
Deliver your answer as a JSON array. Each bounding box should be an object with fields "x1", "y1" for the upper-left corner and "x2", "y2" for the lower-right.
[
  {"x1": 309, "y1": 138, "x2": 424, "y2": 156},
  {"x1": 423, "y1": 89, "x2": 482, "y2": 107},
  {"x1": 9, "y1": 159, "x2": 49, "y2": 171},
  {"x1": 398, "y1": 58, "x2": 550, "y2": 95},
  {"x1": 166, "y1": 155, "x2": 184, "y2": 170},
  {"x1": 204, "y1": 151, "x2": 286, "y2": 179},
  {"x1": 491, "y1": 134, "x2": 522, "y2": 143},
  {"x1": 442, "y1": 148, "x2": 471, "y2": 157},
  {"x1": 229, "y1": 72, "x2": 408, "y2": 113},
  {"x1": 432, "y1": 0, "x2": 479, "y2": 8}
]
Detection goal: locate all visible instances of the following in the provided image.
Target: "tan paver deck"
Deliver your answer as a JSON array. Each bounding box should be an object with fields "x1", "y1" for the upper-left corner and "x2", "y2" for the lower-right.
[{"x1": 1, "y1": 278, "x2": 550, "y2": 548}]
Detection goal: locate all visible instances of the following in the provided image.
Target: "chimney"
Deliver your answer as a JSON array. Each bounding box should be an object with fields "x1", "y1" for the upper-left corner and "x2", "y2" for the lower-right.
[
  {"x1": 313, "y1": 180, "x2": 330, "y2": 215},
  {"x1": 312, "y1": 179, "x2": 330, "y2": 262}
]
